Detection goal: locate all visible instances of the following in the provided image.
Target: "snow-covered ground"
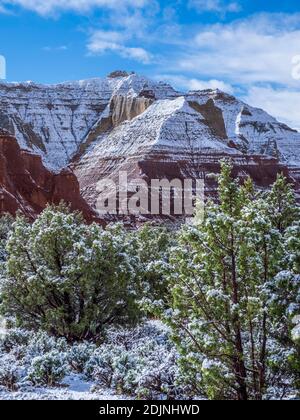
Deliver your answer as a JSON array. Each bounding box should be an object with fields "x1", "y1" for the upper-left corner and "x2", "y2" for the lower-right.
[
  {"x1": 0, "y1": 374, "x2": 129, "y2": 401},
  {"x1": 0, "y1": 322, "x2": 182, "y2": 401}
]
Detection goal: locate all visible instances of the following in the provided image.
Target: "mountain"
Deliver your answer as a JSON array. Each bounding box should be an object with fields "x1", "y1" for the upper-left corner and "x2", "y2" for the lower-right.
[
  {"x1": 0, "y1": 132, "x2": 97, "y2": 221},
  {"x1": 0, "y1": 72, "x2": 178, "y2": 171},
  {"x1": 0, "y1": 71, "x2": 299, "y2": 219}
]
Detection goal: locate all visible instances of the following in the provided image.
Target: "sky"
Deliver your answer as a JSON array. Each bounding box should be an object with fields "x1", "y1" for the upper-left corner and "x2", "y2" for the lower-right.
[{"x1": 0, "y1": 0, "x2": 300, "y2": 129}]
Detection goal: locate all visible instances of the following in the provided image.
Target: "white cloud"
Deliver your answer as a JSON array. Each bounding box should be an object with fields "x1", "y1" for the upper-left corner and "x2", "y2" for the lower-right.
[
  {"x1": 0, "y1": 0, "x2": 148, "y2": 15},
  {"x1": 1, "y1": 2, "x2": 299, "y2": 129},
  {"x1": 43, "y1": 45, "x2": 68, "y2": 52},
  {"x1": 157, "y1": 74, "x2": 234, "y2": 93},
  {"x1": 1, "y1": 0, "x2": 155, "y2": 64},
  {"x1": 244, "y1": 86, "x2": 300, "y2": 131},
  {"x1": 176, "y1": 14, "x2": 300, "y2": 87},
  {"x1": 0, "y1": 3, "x2": 10, "y2": 12},
  {"x1": 87, "y1": 30, "x2": 152, "y2": 64},
  {"x1": 189, "y1": 0, "x2": 241, "y2": 14}
]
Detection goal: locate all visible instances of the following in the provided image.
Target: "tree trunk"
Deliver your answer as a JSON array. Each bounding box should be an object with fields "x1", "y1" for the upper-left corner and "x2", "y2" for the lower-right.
[{"x1": 231, "y1": 231, "x2": 248, "y2": 400}]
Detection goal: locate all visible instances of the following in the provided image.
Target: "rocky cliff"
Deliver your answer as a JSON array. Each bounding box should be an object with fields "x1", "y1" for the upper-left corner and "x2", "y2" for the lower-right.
[
  {"x1": 0, "y1": 72, "x2": 300, "y2": 220},
  {"x1": 0, "y1": 73, "x2": 178, "y2": 171},
  {"x1": 72, "y1": 91, "x2": 300, "y2": 209},
  {"x1": 0, "y1": 133, "x2": 97, "y2": 221}
]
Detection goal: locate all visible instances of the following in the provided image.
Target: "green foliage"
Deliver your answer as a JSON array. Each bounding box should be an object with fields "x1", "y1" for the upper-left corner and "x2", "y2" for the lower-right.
[
  {"x1": 67, "y1": 342, "x2": 96, "y2": 373},
  {"x1": 0, "y1": 213, "x2": 14, "y2": 267},
  {"x1": 157, "y1": 161, "x2": 300, "y2": 400},
  {"x1": 266, "y1": 174, "x2": 299, "y2": 233},
  {"x1": 28, "y1": 351, "x2": 67, "y2": 386},
  {"x1": 0, "y1": 205, "x2": 140, "y2": 342},
  {"x1": 132, "y1": 223, "x2": 172, "y2": 304}
]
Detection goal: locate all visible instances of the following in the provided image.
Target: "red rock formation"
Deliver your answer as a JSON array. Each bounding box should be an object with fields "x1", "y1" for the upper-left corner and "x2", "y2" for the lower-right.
[{"x1": 0, "y1": 134, "x2": 98, "y2": 222}]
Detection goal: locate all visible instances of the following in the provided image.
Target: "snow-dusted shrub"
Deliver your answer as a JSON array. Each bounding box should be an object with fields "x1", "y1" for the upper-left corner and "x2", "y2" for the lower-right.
[
  {"x1": 135, "y1": 346, "x2": 184, "y2": 400},
  {"x1": 110, "y1": 351, "x2": 139, "y2": 394},
  {"x1": 26, "y1": 331, "x2": 68, "y2": 358},
  {"x1": 28, "y1": 350, "x2": 67, "y2": 387},
  {"x1": 67, "y1": 342, "x2": 96, "y2": 373},
  {"x1": 132, "y1": 224, "x2": 172, "y2": 304},
  {"x1": 0, "y1": 328, "x2": 31, "y2": 353},
  {"x1": 104, "y1": 322, "x2": 169, "y2": 350},
  {"x1": 0, "y1": 355, "x2": 22, "y2": 391},
  {"x1": 84, "y1": 344, "x2": 119, "y2": 388},
  {"x1": 1, "y1": 206, "x2": 140, "y2": 341},
  {"x1": 21, "y1": 331, "x2": 68, "y2": 368},
  {"x1": 84, "y1": 323, "x2": 186, "y2": 399}
]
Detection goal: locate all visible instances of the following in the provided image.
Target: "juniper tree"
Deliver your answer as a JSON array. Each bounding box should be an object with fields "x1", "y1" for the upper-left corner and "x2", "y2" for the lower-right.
[
  {"x1": 266, "y1": 222, "x2": 300, "y2": 396},
  {"x1": 132, "y1": 223, "x2": 172, "y2": 303},
  {"x1": 0, "y1": 205, "x2": 139, "y2": 341},
  {"x1": 266, "y1": 174, "x2": 299, "y2": 233},
  {"x1": 160, "y1": 161, "x2": 297, "y2": 400},
  {"x1": 0, "y1": 214, "x2": 14, "y2": 264}
]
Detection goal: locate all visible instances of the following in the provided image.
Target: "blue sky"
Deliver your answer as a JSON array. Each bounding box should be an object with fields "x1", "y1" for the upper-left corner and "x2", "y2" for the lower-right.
[{"x1": 0, "y1": 0, "x2": 300, "y2": 128}]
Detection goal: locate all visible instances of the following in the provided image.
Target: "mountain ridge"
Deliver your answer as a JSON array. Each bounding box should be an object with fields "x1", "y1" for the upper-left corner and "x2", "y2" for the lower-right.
[{"x1": 1, "y1": 72, "x2": 300, "y2": 218}]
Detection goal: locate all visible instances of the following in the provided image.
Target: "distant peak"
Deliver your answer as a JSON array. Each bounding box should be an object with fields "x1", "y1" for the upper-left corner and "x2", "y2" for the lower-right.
[{"x1": 107, "y1": 71, "x2": 135, "y2": 79}]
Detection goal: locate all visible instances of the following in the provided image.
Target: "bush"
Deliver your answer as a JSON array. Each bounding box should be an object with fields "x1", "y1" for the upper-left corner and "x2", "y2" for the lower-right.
[
  {"x1": 85, "y1": 344, "x2": 119, "y2": 388},
  {"x1": 1, "y1": 206, "x2": 140, "y2": 341},
  {"x1": 0, "y1": 328, "x2": 31, "y2": 353},
  {"x1": 28, "y1": 350, "x2": 67, "y2": 387},
  {"x1": 135, "y1": 346, "x2": 183, "y2": 400},
  {"x1": 84, "y1": 323, "x2": 187, "y2": 399},
  {"x1": 0, "y1": 355, "x2": 22, "y2": 391},
  {"x1": 25, "y1": 331, "x2": 68, "y2": 363},
  {"x1": 67, "y1": 342, "x2": 96, "y2": 373},
  {"x1": 0, "y1": 329, "x2": 71, "y2": 390}
]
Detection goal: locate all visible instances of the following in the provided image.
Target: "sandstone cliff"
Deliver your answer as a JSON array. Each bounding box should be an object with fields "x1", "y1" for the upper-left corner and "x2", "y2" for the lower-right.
[{"x1": 0, "y1": 134, "x2": 97, "y2": 221}]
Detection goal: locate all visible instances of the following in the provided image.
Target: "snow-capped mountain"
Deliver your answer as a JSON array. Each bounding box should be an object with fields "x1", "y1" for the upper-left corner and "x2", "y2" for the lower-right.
[
  {"x1": 191, "y1": 89, "x2": 300, "y2": 166},
  {"x1": 0, "y1": 71, "x2": 300, "y2": 213},
  {"x1": 0, "y1": 72, "x2": 178, "y2": 170}
]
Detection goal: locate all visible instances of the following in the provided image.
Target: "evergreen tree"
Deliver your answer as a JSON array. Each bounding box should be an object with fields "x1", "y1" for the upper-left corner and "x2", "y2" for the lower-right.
[
  {"x1": 266, "y1": 174, "x2": 299, "y2": 233},
  {"x1": 0, "y1": 205, "x2": 139, "y2": 342},
  {"x1": 159, "y1": 161, "x2": 297, "y2": 400},
  {"x1": 267, "y1": 222, "x2": 300, "y2": 396},
  {"x1": 0, "y1": 214, "x2": 14, "y2": 264},
  {"x1": 132, "y1": 223, "x2": 172, "y2": 304}
]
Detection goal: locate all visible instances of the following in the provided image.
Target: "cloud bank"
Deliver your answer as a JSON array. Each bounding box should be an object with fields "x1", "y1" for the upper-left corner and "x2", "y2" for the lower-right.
[{"x1": 0, "y1": 2, "x2": 299, "y2": 128}]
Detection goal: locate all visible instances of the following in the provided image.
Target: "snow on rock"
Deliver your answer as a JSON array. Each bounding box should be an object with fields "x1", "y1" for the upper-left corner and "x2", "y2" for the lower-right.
[
  {"x1": 1, "y1": 72, "x2": 300, "y2": 214},
  {"x1": 73, "y1": 94, "x2": 293, "y2": 209},
  {"x1": 189, "y1": 89, "x2": 300, "y2": 167},
  {"x1": 2, "y1": 73, "x2": 299, "y2": 174},
  {"x1": 0, "y1": 73, "x2": 178, "y2": 171}
]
